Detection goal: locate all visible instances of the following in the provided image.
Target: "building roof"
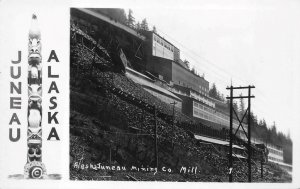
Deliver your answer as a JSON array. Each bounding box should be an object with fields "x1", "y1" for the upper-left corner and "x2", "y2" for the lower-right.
[
  {"x1": 233, "y1": 154, "x2": 247, "y2": 159},
  {"x1": 74, "y1": 8, "x2": 146, "y2": 41},
  {"x1": 268, "y1": 159, "x2": 293, "y2": 168},
  {"x1": 194, "y1": 134, "x2": 245, "y2": 150},
  {"x1": 126, "y1": 67, "x2": 182, "y2": 102},
  {"x1": 230, "y1": 144, "x2": 245, "y2": 150},
  {"x1": 194, "y1": 134, "x2": 228, "y2": 145}
]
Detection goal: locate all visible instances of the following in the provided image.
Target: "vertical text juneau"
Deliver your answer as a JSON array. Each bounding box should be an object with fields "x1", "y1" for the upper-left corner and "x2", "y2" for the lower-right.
[{"x1": 9, "y1": 50, "x2": 61, "y2": 142}]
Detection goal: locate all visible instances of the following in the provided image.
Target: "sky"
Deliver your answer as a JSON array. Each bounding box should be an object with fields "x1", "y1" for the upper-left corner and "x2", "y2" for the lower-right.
[{"x1": 126, "y1": 0, "x2": 300, "y2": 138}]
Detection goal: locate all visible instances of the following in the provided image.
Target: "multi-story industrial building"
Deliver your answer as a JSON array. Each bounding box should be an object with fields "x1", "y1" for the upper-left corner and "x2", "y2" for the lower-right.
[{"x1": 71, "y1": 8, "x2": 291, "y2": 169}]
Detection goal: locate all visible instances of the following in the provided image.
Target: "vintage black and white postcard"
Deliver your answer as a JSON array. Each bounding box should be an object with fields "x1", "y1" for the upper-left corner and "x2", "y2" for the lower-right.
[{"x1": 0, "y1": 0, "x2": 299, "y2": 188}]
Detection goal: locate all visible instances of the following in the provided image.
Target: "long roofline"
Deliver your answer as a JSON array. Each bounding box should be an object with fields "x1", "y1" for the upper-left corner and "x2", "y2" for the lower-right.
[
  {"x1": 126, "y1": 67, "x2": 182, "y2": 102},
  {"x1": 75, "y1": 8, "x2": 146, "y2": 41}
]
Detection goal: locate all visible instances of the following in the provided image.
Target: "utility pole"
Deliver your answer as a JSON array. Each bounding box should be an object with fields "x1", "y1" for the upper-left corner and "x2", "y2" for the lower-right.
[
  {"x1": 154, "y1": 106, "x2": 158, "y2": 169},
  {"x1": 260, "y1": 148, "x2": 265, "y2": 179},
  {"x1": 109, "y1": 139, "x2": 113, "y2": 165},
  {"x1": 226, "y1": 85, "x2": 255, "y2": 183},
  {"x1": 229, "y1": 86, "x2": 233, "y2": 182},
  {"x1": 141, "y1": 109, "x2": 145, "y2": 144},
  {"x1": 170, "y1": 101, "x2": 177, "y2": 150},
  {"x1": 247, "y1": 86, "x2": 252, "y2": 182},
  {"x1": 261, "y1": 153, "x2": 264, "y2": 179}
]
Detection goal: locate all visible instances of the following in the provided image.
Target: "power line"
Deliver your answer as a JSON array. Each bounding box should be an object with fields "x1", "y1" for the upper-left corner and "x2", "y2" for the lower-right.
[
  {"x1": 134, "y1": 12, "x2": 272, "y2": 111},
  {"x1": 151, "y1": 25, "x2": 276, "y2": 123},
  {"x1": 154, "y1": 26, "x2": 243, "y2": 81},
  {"x1": 150, "y1": 23, "x2": 272, "y2": 104},
  {"x1": 146, "y1": 19, "x2": 270, "y2": 107}
]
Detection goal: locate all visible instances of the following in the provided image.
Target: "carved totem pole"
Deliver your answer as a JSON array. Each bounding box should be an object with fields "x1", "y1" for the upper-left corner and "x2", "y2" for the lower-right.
[{"x1": 24, "y1": 14, "x2": 47, "y2": 179}]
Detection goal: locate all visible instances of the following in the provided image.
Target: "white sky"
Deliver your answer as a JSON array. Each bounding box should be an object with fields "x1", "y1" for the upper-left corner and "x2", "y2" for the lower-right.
[{"x1": 125, "y1": 0, "x2": 300, "y2": 138}]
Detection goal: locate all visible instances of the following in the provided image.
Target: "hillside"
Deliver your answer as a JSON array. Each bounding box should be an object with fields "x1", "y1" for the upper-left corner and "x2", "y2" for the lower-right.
[{"x1": 69, "y1": 24, "x2": 291, "y2": 182}]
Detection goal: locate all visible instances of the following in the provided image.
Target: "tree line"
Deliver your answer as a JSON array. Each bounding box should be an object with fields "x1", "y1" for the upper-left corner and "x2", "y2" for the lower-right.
[
  {"x1": 93, "y1": 8, "x2": 156, "y2": 32},
  {"x1": 209, "y1": 83, "x2": 293, "y2": 164}
]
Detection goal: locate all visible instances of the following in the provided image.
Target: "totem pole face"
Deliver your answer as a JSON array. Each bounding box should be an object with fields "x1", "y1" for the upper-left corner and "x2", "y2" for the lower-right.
[
  {"x1": 29, "y1": 38, "x2": 41, "y2": 54},
  {"x1": 28, "y1": 127, "x2": 42, "y2": 144},
  {"x1": 28, "y1": 100, "x2": 42, "y2": 111},
  {"x1": 28, "y1": 38, "x2": 42, "y2": 64},
  {"x1": 28, "y1": 15, "x2": 41, "y2": 65},
  {"x1": 28, "y1": 109, "x2": 42, "y2": 128},
  {"x1": 30, "y1": 66, "x2": 39, "y2": 79},
  {"x1": 28, "y1": 145, "x2": 42, "y2": 162},
  {"x1": 28, "y1": 65, "x2": 42, "y2": 85},
  {"x1": 28, "y1": 84, "x2": 42, "y2": 101}
]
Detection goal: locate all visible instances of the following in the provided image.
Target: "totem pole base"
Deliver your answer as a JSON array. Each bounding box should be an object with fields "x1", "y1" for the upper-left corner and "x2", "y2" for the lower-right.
[{"x1": 24, "y1": 161, "x2": 47, "y2": 179}]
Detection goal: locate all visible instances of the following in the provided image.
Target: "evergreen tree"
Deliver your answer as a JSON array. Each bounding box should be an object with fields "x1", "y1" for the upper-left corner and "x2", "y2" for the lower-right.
[
  {"x1": 271, "y1": 122, "x2": 277, "y2": 143},
  {"x1": 271, "y1": 121, "x2": 277, "y2": 133},
  {"x1": 239, "y1": 93, "x2": 245, "y2": 115},
  {"x1": 287, "y1": 129, "x2": 291, "y2": 140},
  {"x1": 183, "y1": 59, "x2": 190, "y2": 69},
  {"x1": 250, "y1": 112, "x2": 258, "y2": 126},
  {"x1": 209, "y1": 83, "x2": 218, "y2": 99},
  {"x1": 136, "y1": 21, "x2": 141, "y2": 31},
  {"x1": 262, "y1": 119, "x2": 267, "y2": 127},
  {"x1": 269, "y1": 122, "x2": 277, "y2": 144},
  {"x1": 127, "y1": 9, "x2": 135, "y2": 28},
  {"x1": 93, "y1": 8, "x2": 128, "y2": 25},
  {"x1": 208, "y1": 83, "x2": 225, "y2": 101},
  {"x1": 221, "y1": 93, "x2": 224, "y2": 101},
  {"x1": 152, "y1": 25, "x2": 157, "y2": 33},
  {"x1": 233, "y1": 101, "x2": 239, "y2": 113},
  {"x1": 191, "y1": 67, "x2": 196, "y2": 74},
  {"x1": 141, "y1": 18, "x2": 149, "y2": 31},
  {"x1": 116, "y1": 9, "x2": 128, "y2": 25}
]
